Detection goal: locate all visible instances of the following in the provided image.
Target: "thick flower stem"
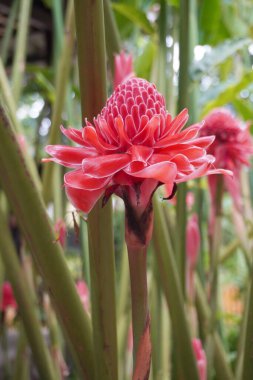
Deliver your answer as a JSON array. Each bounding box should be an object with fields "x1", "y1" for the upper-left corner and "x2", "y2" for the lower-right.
[
  {"x1": 127, "y1": 245, "x2": 149, "y2": 365},
  {"x1": 0, "y1": 106, "x2": 94, "y2": 380},
  {"x1": 153, "y1": 197, "x2": 199, "y2": 380},
  {"x1": 11, "y1": 0, "x2": 32, "y2": 103},
  {"x1": 0, "y1": 207, "x2": 57, "y2": 380},
  {"x1": 42, "y1": 0, "x2": 75, "y2": 203},
  {"x1": 74, "y1": 1, "x2": 118, "y2": 379}
]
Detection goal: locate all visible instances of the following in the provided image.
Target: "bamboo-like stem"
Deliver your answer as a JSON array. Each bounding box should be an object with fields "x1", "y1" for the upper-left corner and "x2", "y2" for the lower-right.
[
  {"x1": 12, "y1": 325, "x2": 29, "y2": 380},
  {"x1": 0, "y1": 59, "x2": 41, "y2": 190},
  {"x1": 0, "y1": 208, "x2": 57, "y2": 380},
  {"x1": 241, "y1": 270, "x2": 253, "y2": 379},
  {"x1": 0, "y1": 106, "x2": 94, "y2": 380},
  {"x1": 11, "y1": 0, "x2": 32, "y2": 103},
  {"x1": 42, "y1": 0, "x2": 75, "y2": 203},
  {"x1": 127, "y1": 245, "x2": 149, "y2": 365},
  {"x1": 195, "y1": 275, "x2": 234, "y2": 380},
  {"x1": 52, "y1": 0, "x2": 64, "y2": 62},
  {"x1": 74, "y1": 1, "x2": 118, "y2": 379},
  {"x1": 0, "y1": 0, "x2": 19, "y2": 65},
  {"x1": 153, "y1": 196, "x2": 199, "y2": 380},
  {"x1": 206, "y1": 177, "x2": 223, "y2": 376},
  {"x1": 175, "y1": 0, "x2": 190, "y2": 292},
  {"x1": 103, "y1": 0, "x2": 121, "y2": 75}
]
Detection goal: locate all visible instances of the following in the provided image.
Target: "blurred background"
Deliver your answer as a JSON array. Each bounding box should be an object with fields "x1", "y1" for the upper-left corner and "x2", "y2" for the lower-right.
[{"x1": 0, "y1": 0, "x2": 253, "y2": 379}]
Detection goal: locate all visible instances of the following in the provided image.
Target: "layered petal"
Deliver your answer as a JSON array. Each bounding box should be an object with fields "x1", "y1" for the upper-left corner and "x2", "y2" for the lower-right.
[
  {"x1": 82, "y1": 154, "x2": 131, "y2": 178},
  {"x1": 45, "y1": 145, "x2": 97, "y2": 168}
]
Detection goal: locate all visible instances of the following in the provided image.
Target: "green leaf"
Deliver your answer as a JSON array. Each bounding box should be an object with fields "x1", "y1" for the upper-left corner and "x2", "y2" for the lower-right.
[
  {"x1": 201, "y1": 71, "x2": 253, "y2": 116},
  {"x1": 191, "y1": 38, "x2": 252, "y2": 80},
  {"x1": 233, "y1": 98, "x2": 253, "y2": 121},
  {"x1": 135, "y1": 40, "x2": 157, "y2": 80},
  {"x1": 111, "y1": 3, "x2": 155, "y2": 34},
  {"x1": 199, "y1": 0, "x2": 221, "y2": 45}
]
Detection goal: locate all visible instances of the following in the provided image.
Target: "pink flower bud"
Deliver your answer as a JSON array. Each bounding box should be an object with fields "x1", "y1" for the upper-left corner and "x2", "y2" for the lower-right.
[
  {"x1": 76, "y1": 280, "x2": 89, "y2": 312},
  {"x1": 114, "y1": 51, "x2": 134, "y2": 89},
  {"x1": 0, "y1": 282, "x2": 17, "y2": 312},
  {"x1": 54, "y1": 219, "x2": 67, "y2": 248},
  {"x1": 186, "y1": 214, "x2": 200, "y2": 269},
  {"x1": 192, "y1": 338, "x2": 207, "y2": 380}
]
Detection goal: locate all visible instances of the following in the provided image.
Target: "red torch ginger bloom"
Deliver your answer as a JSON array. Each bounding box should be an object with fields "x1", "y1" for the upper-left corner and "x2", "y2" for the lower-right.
[
  {"x1": 114, "y1": 51, "x2": 134, "y2": 89},
  {"x1": 45, "y1": 78, "x2": 231, "y2": 222},
  {"x1": 192, "y1": 339, "x2": 207, "y2": 380},
  {"x1": 201, "y1": 108, "x2": 253, "y2": 212}
]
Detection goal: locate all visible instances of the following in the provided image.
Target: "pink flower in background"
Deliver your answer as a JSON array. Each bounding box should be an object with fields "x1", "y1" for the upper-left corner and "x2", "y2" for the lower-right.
[
  {"x1": 76, "y1": 280, "x2": 89, "y2": 312},
  {"x1": 186, "y1": 214, "x2": 200, "y2": 300},
  {"x1": 54, "y1": 218, "x2": 67, "y2": 248},
  {"x1": 192, "y1": 339, "x2": 207, "y2": 380},
  {"x1": 114, "y1": 51, "x2": 134, "y2": 89},
  {"x1": 0, "y1": 282, "x2": 17, "y2": 312},
  {"x1": 44, "y1": 78, "x2": 231, "y2": 215},
  {"x1": 187, "y1": 214, "x2": 200, "y2": 269},
  {"x1": 201, "y1": 108, "x2": 253, "y2": 212}
]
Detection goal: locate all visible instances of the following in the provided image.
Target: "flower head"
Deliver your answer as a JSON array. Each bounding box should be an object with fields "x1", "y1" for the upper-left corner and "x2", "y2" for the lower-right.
[
  {"x1": 45, "y1": 78, "x2": 230, "y2": 215},
  {"x1": 114, "y1": 51, "x2": 134, "y2": 89},
  {"x1": 201, "y1": 108, "x2": 253, "y2": 211}
]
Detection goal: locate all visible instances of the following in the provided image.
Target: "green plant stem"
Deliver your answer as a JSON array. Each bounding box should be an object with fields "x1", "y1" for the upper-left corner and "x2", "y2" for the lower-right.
[
  {"x1": 42, "y1": 0, "x2": 75, "y2": 203},
  {"x1": 195, "y1": 275, "x2": 234, "y2": 380},
  {"x1": 241, "y1": 270, "x2": 253, "y2": 379},
  {"x1": 0, "y1": 0, "x2": 19, "y2": 65},
  {"x1": 103, "y1": 0, "x2": 121, "y2": 75},
  {"x1": 127, "y1": 245, "x2": 149, "y2": 366},
  {"x1": 176, "y1": 0, "x2": 190, "y2": 292},
  {"x1": 11, "y1": 0, "x2": 32, "y2": 103},
  {"x1": 74, "y1": 1, "x2": 118, "y2": 379},
  {"x1": 52, "y1": 0, "x2": 64, "y2": 63},
  {"x1": 0, "y1": 208, "x2": 57, "y2": 380},
  {"x1": 12, "y1": 325, "x2": 29, "y2": 380},
  {"x1": 0, "y1": 106, "x2": 94, "y2": 380},
  {"x1": 0, "y1": 59, "x2": 41, "y2": 191},
  {"x1": 153, "y1": 196, "x2": 199, "y2": 380}
]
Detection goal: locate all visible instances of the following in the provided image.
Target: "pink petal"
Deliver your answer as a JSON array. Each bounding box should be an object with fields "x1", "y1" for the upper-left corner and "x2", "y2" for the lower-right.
[
  {"x1": 125, "y1": 161, "x2": 177, "y2": 183},
  {"x1": 64, "y1": 170, "x2": 111, "y2": 190},
  {"x1": 166, "y1": 108, "x2": 189, "y2": 136},
  {"x1": 45, "y1": 145, "x2": 97, "y2": 168},
  {"x1": 60, "y1": 126, "x2": 87, "y2": 146},
  {"x1": 128, "y1": 145, "x2": 153, "y2": 163},
  {"x1": 155, "y1": 125, "x2": 201, "y2": 148},
  {"x1": 65, "y1": 185, "x2": 105, "y2": 213},
  {"x1": 83, "y1": 126, "x2": 119, "y2": 153},
  {"x1": 82, "y1": 154, "x2": 131, "y2": 178}
]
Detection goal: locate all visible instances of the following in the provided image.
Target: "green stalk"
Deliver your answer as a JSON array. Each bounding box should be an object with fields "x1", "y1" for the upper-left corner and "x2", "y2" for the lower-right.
[
  {"x1": 206, "y1": 177, "x2": 223, "y2": 376},
  {"x1": 12, "y1": 325, "x2": 29, "y2": 380},
  {"x1": 195, "y1": 275, "x2": 234, "y2": 380},
  {"x1": 0, "y1": 208, "x2": 57, "y2": 380},
  {"x1": 0, "y1": 0, "x2": 19, "y2": 65},
  {"x1": 103, "y1": 0, "x2": 121, "y2": 75},
  {"x1": 0, "y1": 59, "x2": 41, "y2": 190},
  {"x1": 241, "y1": 271, "x2": 253, "y2": 379},
  {"x1": 42, "y1": 0, "x2": 75, "y2": 203},
  {"x1": 11, "y1": 0, "x2": 33, "y2": 103},
  {"x1": 153, "y1": 197, "x2": 199, "y2": 380},
  {"x1": 127, "y1": 245, "x2": 149, "y2": 366},
  {"x1": 175, "y1": 0, "x2": 190, "y2": 291},
  {"x1": 52, "y1": 0, "x2": 64, "y2": 63},
  {"x1": 0, "y1": 106, "x2": 94, "y2": 380},
  {"x1": 74, "y1": 1, "x2": 118, "y2": 379}
]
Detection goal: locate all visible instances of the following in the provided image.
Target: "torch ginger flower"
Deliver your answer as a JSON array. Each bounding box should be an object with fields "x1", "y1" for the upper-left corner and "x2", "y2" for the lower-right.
[
  {"x1": 45, "y1": 78, "x2": 230, "y2": 242},
  {"x1": 201, "y1": 108, "x2": 253, "y2": 213}
]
